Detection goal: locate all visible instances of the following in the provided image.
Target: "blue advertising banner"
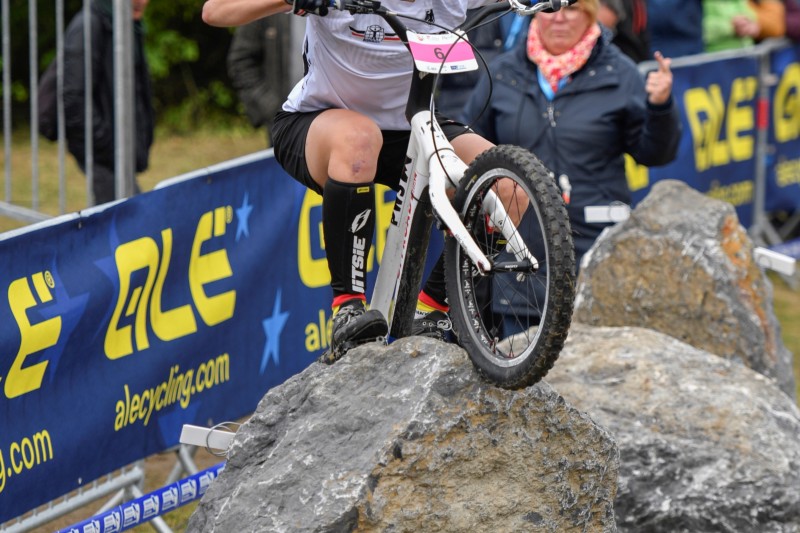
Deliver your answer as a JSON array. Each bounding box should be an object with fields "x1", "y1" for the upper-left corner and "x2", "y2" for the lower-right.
[
  {"x1": 768, "y1": 43, "x2": 800, "y2": 215},
  {"x1": 0, "y1": 152, "x2": 400, "y2": 522}
]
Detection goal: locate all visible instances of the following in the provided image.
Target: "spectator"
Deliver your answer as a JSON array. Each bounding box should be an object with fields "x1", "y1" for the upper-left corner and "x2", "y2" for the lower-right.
[
  {"x1": 599, "y1": 0, "x2": 651, "y2": 62},
  {"x1": 227, "y1": 15, "x2": 298, "y2": 147},
  {"x1": 613, "y1": 0, "x2": 650, "y2": 62},
  {"x1": 63, "y1": 0, "x2": 154, "y2": 205},
  {"x1": 788, "y1": 0, "x2": 800, "y2": 40},
  {"x1": 703, "y1": 0, "x2": 757, "y2": 52},
  {"x1": 647, "y1": 0, "x2": 704, "y2": 58},
  {"x1": 463, "y1": 0, "x2": 681, "y2": 336},
  {"x1": 743, "y1": 0, "x2": 786, "y2": 42}
]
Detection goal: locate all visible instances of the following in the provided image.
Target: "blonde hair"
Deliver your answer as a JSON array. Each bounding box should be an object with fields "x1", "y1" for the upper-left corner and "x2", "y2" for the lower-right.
[{"x1": 576, "y1": 0, "x2": 599, "y2": 23}]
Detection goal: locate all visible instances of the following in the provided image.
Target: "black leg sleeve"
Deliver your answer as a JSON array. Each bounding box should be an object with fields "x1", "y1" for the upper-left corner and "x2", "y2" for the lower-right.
[
  {"x1": 322, "y1": 178, "x2": 376, "y2": 298},
  {"x1": 421, "y1": 252, "x2": 448, "y2": 307}
]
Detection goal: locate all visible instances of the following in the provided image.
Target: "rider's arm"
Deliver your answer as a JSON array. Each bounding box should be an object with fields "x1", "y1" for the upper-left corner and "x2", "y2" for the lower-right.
[{"x1": 202, "y1": 0, "x2": 291, "y2": 27}]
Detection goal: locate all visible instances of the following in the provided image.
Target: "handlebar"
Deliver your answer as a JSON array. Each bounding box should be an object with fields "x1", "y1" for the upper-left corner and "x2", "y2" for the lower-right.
[
  {"x1": 508, "y1": 0, "x2": 579, "y2": 17},
  {"x1": 322, "y1": 0, "x2": 579, "y2": 120},
  {"x1": 330, "y1": 0, "x2": 579, "y2": 17}
]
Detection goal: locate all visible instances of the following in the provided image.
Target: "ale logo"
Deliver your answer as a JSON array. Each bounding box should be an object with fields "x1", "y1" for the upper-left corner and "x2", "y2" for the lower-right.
[
  {"x1": 3, "y1": 271, "x2": 61, "y2": 399},
  {"x1": 105, "y1": 206, "x2": 236, "y2": 359}
]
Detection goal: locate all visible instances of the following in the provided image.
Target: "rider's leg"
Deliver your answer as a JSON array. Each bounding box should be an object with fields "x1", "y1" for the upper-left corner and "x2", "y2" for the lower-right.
[
  {"x1": 411, "y1": 133, "x2": 495, "y2": 339},
  {"x1": 306, "y1": 109, "x2": 381, "y2": 299},
  {"x1": 450, "y1": 131, "x2": 493, "y2": 167},
  {"x1": 414, "y1": 132, "x2": 531, "y2": 340},
  {"x1": 305, "y1": 110, "x2": 389, "y2": 359},
  {"x1": 452, "y1": 133, "x2": 528, "y2": 224}
]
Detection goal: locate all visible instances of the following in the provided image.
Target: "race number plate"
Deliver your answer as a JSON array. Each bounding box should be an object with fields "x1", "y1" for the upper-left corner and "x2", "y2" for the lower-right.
[{"x1": 407, "y1": 31, "x2": 478, "y2": 74}]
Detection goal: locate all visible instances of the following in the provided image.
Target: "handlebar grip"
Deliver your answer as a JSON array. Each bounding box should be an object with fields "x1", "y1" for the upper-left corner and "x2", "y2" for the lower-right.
[
  {"x1": 540, "y1": 0, "x2": 579, "y2": 12},
  {"x1": 508, "y1": 0, "x2": 579, "y2": 17},
  {"x1": 333, "y1": 0, "x2": 384, "y2": 14}
]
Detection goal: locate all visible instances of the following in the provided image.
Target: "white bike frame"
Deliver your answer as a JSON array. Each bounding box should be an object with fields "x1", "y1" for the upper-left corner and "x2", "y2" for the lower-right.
[{"x1": 370, "y1": 110, "x2": 537, "y2": 329}]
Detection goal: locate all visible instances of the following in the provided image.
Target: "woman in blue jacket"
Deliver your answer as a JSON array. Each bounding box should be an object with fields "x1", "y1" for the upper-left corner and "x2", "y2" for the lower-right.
[{"x1": 463, "y1": 0, "x2": 681, "y2": 336}]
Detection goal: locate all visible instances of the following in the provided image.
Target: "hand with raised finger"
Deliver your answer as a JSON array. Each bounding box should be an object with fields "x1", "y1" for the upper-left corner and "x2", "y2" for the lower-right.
[{"x1": 645, "y1": 51, "x2": 673, "y2": 106}]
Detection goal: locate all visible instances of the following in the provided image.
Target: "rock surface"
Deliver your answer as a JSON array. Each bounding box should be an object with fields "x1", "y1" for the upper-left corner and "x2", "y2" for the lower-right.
[
  {"x1": 188, "y1": 337, "x2": 619, "y2": 532},
  {"x1": 548, "y1": 324, "x2": 800, "y2": 532},
  {"x1": 188, "y1": 179, "x2": 800, "y2": 533},
  {"x1": 573, "y1": 179, "x2": 795, "y2": 398}
]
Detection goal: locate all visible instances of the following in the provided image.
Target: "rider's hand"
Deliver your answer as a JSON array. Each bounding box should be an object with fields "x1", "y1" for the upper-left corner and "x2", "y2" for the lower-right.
[{"x1": 288, "y1": 0, "x2": 329, "y2": 16}]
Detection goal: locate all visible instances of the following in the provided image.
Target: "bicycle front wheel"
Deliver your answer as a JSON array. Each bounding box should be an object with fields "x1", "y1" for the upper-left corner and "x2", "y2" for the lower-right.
[{"x1": 445, "y1": 145, "x2": 575, "y2": 389}]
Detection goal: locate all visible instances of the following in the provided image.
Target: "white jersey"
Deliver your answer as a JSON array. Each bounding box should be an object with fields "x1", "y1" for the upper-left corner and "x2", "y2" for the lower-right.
[{"x1": 283, "y1": 0, "x2": 488, "y2": 131}]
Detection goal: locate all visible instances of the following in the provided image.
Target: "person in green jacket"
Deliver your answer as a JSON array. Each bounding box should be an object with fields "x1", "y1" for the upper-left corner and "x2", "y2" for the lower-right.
[{"x1": 703, "y1": 0, "x2": 758, "y2": 52}]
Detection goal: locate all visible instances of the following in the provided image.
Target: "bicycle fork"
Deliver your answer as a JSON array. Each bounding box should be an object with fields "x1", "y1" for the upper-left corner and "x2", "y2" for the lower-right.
[{"x1": 422, "y1": 114, "x2": 538, "y2": 274}]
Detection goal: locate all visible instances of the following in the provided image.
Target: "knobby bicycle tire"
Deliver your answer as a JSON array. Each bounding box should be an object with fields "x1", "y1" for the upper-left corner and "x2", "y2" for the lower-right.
[{"x1": 444, "y1": 145, "x2": 575, "y2": 389}]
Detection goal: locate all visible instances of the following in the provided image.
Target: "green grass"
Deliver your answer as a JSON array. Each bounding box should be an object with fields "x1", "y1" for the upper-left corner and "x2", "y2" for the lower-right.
[
  {"x1": 0, "y1": 125, "x2": 266, "y2": 234},
  {"x1": 5, "y1": 129, "x2": 799, "y2": 532},
  {"x1": 770, "y1": 273, "x2": 800, "y2": 400}
]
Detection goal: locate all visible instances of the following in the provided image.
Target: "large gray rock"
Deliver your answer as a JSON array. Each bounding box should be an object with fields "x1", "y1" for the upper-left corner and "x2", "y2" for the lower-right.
[
  {"x1": 574, "y1": 179, "x2": 795, "y2": 398},
  {"x1": 549, "y1": 324, "x2": 800, "y2": 532},
  {"x1": 188, "y1": 337, "x2": 619, "y2": 532}
]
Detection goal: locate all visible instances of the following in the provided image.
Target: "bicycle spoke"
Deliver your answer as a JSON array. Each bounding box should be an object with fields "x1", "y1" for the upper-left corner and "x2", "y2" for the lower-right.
[{"x1": 446, "y1": 145, "x2": 575, "y2": 388}]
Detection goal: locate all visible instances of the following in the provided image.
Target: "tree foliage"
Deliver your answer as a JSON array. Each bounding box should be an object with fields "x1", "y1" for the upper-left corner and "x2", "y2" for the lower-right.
[{"x1": 2, "y1": 0, "x2": 242, "y2": 132}]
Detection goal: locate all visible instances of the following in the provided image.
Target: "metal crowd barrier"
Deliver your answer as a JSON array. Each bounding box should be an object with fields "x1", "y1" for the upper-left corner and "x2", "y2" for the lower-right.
[
  {"x1": 0, "y1": 0, "x2": 136, "y2": 223},
  {"x1": 55, "y1": 463, "x2": 225, "y2": 533}
]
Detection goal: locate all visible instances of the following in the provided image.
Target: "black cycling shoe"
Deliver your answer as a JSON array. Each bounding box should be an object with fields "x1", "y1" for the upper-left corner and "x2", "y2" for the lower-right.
[
  {"x1": 319, "y1": 299, "x2": 388, "y2": 364},
  {"x1": 411, "y1": 310, "x2": 453, "y2": 342}
]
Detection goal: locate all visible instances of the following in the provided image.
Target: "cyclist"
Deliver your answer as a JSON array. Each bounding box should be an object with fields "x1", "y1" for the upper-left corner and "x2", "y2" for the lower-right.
[{"x1": 202, "y1": 0, "x2": 502, "y2": 361}]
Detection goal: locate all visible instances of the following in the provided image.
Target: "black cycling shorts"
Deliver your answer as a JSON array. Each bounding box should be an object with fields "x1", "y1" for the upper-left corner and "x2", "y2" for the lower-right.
[{"x1": 271, "y1": 109, "x2": 474, "y2": 195}]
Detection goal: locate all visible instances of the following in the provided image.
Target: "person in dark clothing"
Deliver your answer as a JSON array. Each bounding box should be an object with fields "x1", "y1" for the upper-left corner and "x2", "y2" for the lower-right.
[
  {"x1": 788, "y1": 0, "x2": 800, "y2": 41},
  {"x1": 462, "y1": 0, "x2": 681, "y2": 336},
  {"x1": 435, "y1": 9, "x2": 511, "y2": 119},
  {"x1": 612, "y1": 0, "x2": 650, "y2": 62},
  {"x1": 647, "y1": 0, "x2": 703, "y2": 58},
  {"x1": 227, "y1": 15, "x2": 298, "y2": 146},
  {"x1": 63, "y1": 0, "x2": 154, "y2": 205}
]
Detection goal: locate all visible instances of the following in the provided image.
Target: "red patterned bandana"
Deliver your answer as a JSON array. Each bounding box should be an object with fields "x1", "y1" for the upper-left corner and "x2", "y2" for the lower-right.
[{"x1": 526, "y1": 20, "x2": 601, "y2": 93}]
